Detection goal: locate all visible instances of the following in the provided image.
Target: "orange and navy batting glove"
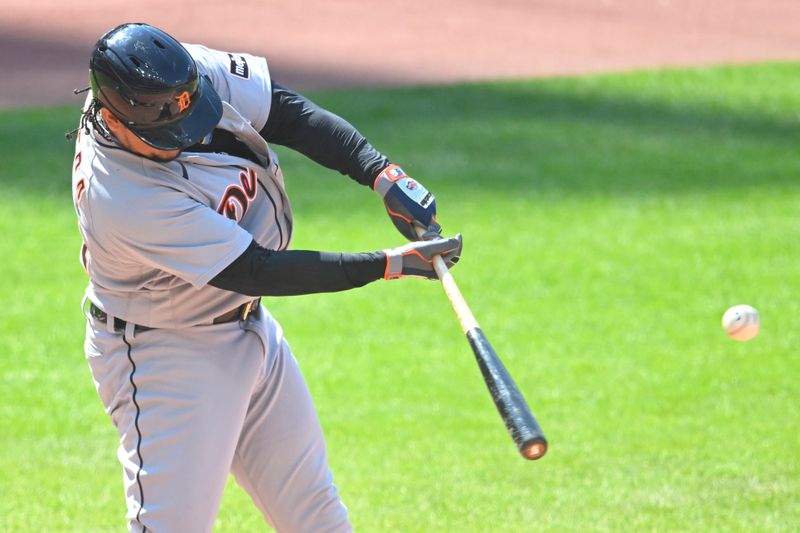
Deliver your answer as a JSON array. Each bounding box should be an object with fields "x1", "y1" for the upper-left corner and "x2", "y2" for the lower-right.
[{"x1": 374, "y1": 164, "x2": 442, "y2": 241}]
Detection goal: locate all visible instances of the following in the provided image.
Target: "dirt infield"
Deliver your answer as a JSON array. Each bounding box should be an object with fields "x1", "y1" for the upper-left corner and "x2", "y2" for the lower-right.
[{"x1": 1, "y1": 0, "x2": 799, "y2": 107}]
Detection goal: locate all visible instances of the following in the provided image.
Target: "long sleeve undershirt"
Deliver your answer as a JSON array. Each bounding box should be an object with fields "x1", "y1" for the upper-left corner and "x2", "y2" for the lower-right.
[
  {"x1": 260, "y1": 82, "x2": 390, "y2": 187},
  {"x1": 206, "y1": 82, "x2": 391, "y2": 296},
  {"x1": 209, "y1": 240, "x2": 386, "y2": 296}
]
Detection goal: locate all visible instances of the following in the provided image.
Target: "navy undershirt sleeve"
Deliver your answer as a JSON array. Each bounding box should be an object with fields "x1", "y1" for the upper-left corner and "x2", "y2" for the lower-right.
[
  {"x1": 259, "y1": 82, "x2": 391, "y2": 188},
  {"x1": 209, "y1": 240, "x2": 386, "y2": 296}
]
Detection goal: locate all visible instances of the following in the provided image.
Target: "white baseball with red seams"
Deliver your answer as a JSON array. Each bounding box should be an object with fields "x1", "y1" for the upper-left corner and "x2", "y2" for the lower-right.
[{"x1": 722, "y1": 304, "x2": 760, "y2": 341}]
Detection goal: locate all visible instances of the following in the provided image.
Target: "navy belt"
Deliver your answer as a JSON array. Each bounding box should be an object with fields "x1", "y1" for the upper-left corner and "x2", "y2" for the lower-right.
[{"x1": 88, "y1": 298, "x2": 260, "y2": 333}]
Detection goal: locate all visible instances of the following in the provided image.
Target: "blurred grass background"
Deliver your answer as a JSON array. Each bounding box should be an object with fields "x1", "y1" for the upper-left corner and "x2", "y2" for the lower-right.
[{"x1": 0, "y1": 62, "x2": 798, "y2": 531}]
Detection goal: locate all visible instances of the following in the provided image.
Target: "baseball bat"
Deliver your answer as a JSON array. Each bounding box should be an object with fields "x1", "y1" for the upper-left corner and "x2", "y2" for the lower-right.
[{"x1": 423, "y1": 230, "x2": 547, "y2": 460}]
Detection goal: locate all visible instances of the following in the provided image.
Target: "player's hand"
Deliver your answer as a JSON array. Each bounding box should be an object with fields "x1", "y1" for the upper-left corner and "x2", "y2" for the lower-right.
[
  {"x1": 374, "y1": 164, "x2": 441, "y2": 241},
  {"x1": 383, "y1": 234, "x2": 462, "y2": 280}
]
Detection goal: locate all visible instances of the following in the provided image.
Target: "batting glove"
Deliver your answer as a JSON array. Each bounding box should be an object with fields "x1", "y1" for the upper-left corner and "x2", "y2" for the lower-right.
[
  {"x1": 374, "y1": 164, "x2": 442, "y2": 241},
  {"x1": 383, "y1": 234, "x2": 462, "y2": 280}
]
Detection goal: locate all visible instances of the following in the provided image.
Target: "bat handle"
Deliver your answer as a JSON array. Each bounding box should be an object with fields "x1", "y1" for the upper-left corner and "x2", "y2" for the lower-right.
[
  {"x1": 418, "y1": 227, "x2": 478, "y2": 334},
  {"x1": 431, "y1": 255, "x2": 479, "y2": 334}
]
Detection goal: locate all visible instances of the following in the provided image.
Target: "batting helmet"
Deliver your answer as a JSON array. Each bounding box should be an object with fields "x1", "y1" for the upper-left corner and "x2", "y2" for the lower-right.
[{"x1": 89, "y1": 23, "x2": 222, "y2": 150}]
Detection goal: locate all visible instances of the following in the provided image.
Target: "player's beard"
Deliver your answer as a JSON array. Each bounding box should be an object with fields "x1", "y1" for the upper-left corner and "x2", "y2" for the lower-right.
[{"x1": 100, "y1": 109, "x2": 182, "y2": 162}]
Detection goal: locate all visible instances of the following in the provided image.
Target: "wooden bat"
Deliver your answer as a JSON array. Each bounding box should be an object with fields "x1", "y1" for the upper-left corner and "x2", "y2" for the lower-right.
[{"x1": 424, "y1": 231, "x2": 548, "y2": 460}]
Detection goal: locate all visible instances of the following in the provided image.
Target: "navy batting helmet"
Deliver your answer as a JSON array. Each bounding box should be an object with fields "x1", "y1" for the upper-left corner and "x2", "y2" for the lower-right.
[{"x1": 89, "y1": 23, "x2": 222, "y2": 150}]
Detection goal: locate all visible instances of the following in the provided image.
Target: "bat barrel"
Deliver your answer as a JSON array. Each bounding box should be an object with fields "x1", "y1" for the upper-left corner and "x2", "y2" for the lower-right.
[{"x1": 466, "y1": 327, "x2": 548, "y2": 460}]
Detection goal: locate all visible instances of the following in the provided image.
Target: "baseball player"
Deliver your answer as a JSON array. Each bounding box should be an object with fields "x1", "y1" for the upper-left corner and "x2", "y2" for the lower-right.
[{"x1": 70, "y1": 23, "x2": 461, "y2": 532}]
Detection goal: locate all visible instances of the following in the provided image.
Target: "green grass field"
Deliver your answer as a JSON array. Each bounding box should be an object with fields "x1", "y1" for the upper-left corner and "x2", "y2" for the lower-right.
[{"x1": 1, "y1": 63, "x2": 798, "y2": 532}]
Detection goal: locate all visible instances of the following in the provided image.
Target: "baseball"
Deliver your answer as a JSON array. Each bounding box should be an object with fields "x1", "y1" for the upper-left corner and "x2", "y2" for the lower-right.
[{"x1": 722, "y1": 305, "x2": 760, "y2": 341}]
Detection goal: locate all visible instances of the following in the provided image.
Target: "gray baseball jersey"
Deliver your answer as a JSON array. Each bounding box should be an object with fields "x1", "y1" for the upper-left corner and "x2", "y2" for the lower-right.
[
  {"x1": 73, "y1": 44, "x2": 291, "y2": 328},
  {"x1": 74, "y1": 43, "x2": 350, "y2": 532}
]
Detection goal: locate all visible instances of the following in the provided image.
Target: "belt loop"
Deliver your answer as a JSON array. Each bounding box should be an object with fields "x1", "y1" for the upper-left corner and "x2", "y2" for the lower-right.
[
  {"x1": 124, "y1": 320, "x2": 135, "y2": 339},
  {"x1": 105, "y1": 310, "x2": 117, "y2": 334}
]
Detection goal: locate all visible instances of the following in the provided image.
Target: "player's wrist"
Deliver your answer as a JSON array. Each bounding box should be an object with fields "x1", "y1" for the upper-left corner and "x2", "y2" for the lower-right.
[
  {"x1": 373, "y1": 164, "x2": 404, "y2": 194},
  {"x1": 338, "y1": 251, "x2": 387, "y2": 286}
]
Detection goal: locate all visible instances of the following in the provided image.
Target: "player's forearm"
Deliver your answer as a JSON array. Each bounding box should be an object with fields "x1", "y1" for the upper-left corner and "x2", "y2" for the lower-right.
[
  {"x1": 259, "y1": 82, "x2": 389, "y2": 187},
  {"x1": 209, "y1": 240, "x2": 386, "y2": 296}
]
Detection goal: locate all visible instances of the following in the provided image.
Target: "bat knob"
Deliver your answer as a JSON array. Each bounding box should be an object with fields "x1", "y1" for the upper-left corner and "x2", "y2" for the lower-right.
[{"x1": 522, "y1": 440, "x2": 548, "y2": 461}]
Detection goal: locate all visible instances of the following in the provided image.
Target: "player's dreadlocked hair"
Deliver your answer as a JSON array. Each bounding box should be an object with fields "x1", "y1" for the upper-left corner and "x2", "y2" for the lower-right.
[{"x1": 65, "y1": 88, "x2": 114, "y2": 143}]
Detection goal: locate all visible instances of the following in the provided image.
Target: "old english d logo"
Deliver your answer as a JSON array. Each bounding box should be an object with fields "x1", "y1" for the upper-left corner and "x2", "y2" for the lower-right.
[
  {"x1": 218, "y1": 168, "x2": 259, "y2": 222},
  {"x1": 176, "y1": 91, "x2": 192, "y2": 113}
]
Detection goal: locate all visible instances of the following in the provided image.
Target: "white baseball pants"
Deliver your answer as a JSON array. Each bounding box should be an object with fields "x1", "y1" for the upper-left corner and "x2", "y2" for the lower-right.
[{"x1": 84, "y1": 305, "x2": 351, "y2": 532}]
